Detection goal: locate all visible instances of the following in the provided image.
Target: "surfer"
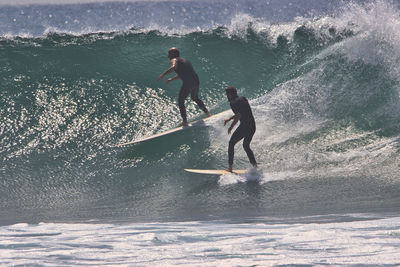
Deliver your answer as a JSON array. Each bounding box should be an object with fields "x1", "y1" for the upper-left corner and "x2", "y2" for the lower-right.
[
  {"x1": 158, "y1": 47, "x2": 211, "y2": 127},
  {"x1": 224, "y1": 86, "x2": 257, "y2": 172}
]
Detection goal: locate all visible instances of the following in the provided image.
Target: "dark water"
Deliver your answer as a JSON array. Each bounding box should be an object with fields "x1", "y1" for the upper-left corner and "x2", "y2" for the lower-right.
[{"x1": 1, "y1": 0, "x2": 400, "y2": 226}]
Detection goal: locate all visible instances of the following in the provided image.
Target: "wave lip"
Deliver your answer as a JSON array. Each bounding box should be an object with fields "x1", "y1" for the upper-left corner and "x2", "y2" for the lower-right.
[{"x1": 0, "y1": 0, "x2": 351, "y2": 37}]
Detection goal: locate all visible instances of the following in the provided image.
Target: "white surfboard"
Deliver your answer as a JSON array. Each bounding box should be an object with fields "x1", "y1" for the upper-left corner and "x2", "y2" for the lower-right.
[
  {"x1": 185, "y1": 169, "x2": 248, "y2": 175},
  {"x1": 115, "y1": 110, "x2": 232, "y2": 147}
]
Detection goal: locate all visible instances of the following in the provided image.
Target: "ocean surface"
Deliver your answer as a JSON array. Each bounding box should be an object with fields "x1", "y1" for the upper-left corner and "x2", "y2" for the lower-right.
[{"x1": 1, "y1": 0, "x2": 400, "y2": 265}]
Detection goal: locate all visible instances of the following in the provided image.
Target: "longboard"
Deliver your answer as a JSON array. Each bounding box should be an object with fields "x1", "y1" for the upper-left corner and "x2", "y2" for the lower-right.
[
  {"x1": 115, "y1": 110, "x2": 232, "y2": 147},
  {"x1": 184, "y1": 169, "x2": 247, "y2": 175}
]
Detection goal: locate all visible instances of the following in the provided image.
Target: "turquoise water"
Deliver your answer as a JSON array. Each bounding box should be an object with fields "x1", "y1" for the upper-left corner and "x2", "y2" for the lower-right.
[
  {"x1": 1, "y1": 0, "x2": 400, "y2": 224},
  {"x1": 1, "y1": 0, "x2": 400, "y2": 265}
]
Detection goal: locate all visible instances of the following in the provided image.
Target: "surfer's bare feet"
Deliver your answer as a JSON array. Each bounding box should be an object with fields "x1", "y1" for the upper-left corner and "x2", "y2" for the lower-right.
[
  {"x1": 225, "y1": 165, "x2": 233, "y2": 172},
  {"x1": 206, "y1": 112, "x2": 212, "y2": 118},
  {"x1": 180, "y1": 120, "x2": 188, "y2": 127}
]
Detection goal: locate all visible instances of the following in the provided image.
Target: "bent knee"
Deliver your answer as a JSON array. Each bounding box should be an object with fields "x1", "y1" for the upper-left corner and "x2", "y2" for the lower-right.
[
  {"x1": 229, "y1": 140, "x2": 237, "y2": 148},
  {"x1": 191, "y1": 95, "x2": 199, "y2": 101},
  {"x1": 243, "y1": 143, "x2": 251, "y2": 150}
]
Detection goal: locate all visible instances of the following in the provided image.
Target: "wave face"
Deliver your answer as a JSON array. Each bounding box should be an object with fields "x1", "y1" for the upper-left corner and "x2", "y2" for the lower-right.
[{"x1": 1, "y1": 0, "x2": 400, "y2": 224}]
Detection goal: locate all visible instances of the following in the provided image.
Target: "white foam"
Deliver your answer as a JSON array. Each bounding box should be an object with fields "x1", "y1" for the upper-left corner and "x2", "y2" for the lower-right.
[{"x1": 2, "y1": 215, "x2": 400, "y2": 265}]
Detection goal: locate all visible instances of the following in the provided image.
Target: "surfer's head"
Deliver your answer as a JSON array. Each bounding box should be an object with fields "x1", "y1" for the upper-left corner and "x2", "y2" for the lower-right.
[
  {"x1": 225, "y1": 86, "x2": 238, "y2": 101},
  {"x1": 168, "y1": 47, "x2": 180, "y2": 59}
]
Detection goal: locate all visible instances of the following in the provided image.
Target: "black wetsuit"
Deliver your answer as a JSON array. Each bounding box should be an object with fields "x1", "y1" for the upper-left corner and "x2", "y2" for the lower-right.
[
  {"x1": 229, "y1": 96, "x2": 257, "y2": 166},
  {"x1": 174, "y1": 57, "x2": 208, "y2": 121}
]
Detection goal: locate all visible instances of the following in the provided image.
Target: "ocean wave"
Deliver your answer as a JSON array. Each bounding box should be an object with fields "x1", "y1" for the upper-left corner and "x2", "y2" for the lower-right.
[{"x1": 1, "y1": 0, "x2": 400, "y2": 225}]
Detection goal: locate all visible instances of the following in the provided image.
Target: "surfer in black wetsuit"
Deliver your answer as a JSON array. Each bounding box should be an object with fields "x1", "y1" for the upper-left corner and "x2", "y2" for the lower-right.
[
  {"x1": 224, "y1": 86, "x2": 257, "y2": 172},
  {"x1": 158, "y1": 47, "x2": 211, "y2": 126}
]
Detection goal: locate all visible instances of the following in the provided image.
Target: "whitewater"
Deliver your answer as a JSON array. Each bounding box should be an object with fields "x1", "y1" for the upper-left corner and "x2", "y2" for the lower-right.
[{"x1": 1, "y1": 0, "x2": 400, "y2": 265}]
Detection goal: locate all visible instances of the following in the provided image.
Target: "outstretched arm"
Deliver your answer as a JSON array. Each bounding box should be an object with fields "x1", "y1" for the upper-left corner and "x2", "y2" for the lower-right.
[
  {"x1": 224, "y1": 115, "x2": 235, "y2": 126},
  {"x1": 158, "y1": 58, "x2": 178, "y2": 81},
  {"x1": 224, "y1": 113, "x2": 240, "y2": 134},
  {"x1": 166, "y1": 75, "x2": 180, "y2": 85}
]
